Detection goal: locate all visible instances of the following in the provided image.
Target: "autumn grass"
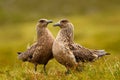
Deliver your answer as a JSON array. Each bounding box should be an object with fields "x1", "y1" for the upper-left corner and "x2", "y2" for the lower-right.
[
  {"x1": 0, "y1": 15, "x2": 120, "y2": 80},
  {"x1": 0, "y1": 56, "x2": 120, "y2": 80}
]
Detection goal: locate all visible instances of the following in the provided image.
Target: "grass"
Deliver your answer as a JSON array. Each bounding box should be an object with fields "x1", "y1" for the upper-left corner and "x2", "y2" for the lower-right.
[
  {"x1": 0, "y1": 56, "x2": 120, "y2": 80},
  {"x1": 0, "y1": 15, "x2": 120, "y2": 80}
]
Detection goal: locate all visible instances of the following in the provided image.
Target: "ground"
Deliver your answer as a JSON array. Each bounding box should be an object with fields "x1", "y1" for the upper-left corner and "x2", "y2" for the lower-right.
[{"x1": 0, "y1": 16, "x2": 120, "y2": 80}]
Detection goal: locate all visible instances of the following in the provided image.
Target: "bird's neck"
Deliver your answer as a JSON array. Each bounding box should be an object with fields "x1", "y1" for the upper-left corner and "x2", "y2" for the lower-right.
[
  {"x1": 36, "y1": 26, "x2": 48, "y2": 41},
  {"x1": 57, "y1": 27, "x2": 74, "y2": 44}
]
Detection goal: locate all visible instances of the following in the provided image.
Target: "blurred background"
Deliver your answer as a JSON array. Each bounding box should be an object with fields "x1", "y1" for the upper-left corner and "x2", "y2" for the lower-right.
[{"x1": 0, "y1": 0, "x2": 120, "y2": 66}]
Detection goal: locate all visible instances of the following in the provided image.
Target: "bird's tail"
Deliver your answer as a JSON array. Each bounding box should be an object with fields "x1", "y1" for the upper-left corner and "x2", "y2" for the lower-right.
[{"x1": 95, "y1": 50, "x2": 110, "y2": 57}]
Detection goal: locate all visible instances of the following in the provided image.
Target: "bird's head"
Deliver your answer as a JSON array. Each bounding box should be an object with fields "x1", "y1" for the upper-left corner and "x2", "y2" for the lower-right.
[
  {"x1": 53, "y1": 19, "x2": 71, "y2": 28},
  {"x1": 53, "y1": 19, "x2": 74, "y2": 41},
  {"x1": 37, "y1": 19, "x2": 53, "y2": 28}
]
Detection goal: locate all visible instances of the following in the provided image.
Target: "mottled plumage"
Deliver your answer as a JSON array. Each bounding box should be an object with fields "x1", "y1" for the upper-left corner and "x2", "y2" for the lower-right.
[
  {"x1": 17, "y1": 19, "x2": 54, "y2": 72},
  {"x1": 52, "y1": 19, "x2": 110, "y2": 73}
]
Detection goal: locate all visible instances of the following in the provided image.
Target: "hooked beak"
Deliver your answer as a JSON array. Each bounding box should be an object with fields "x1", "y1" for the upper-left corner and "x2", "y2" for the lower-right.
[
  {"x1": 47, "y1": 20, "x2": 53, "y2": 23},
  {"x1": 53, "y1": 23, "x2": 61, "y2": 27}
]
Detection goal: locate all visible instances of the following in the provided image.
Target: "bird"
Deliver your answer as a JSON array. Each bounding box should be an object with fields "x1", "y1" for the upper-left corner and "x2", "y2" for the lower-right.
[
  {"x1": 52, "y1": 19, "x2": 110, "y2": 73},
  {"x1": 17, "y1": 19, "x2": 54, "y2": 73}
]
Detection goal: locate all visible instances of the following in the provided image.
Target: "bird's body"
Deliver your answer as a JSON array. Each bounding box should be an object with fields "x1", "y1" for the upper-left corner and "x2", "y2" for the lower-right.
[
  {"x1": 53, "y1": 25, "x2": 77, "y2": 68},
  {"x1": 52, "y1": 19, "x2": 110, "y2": 72},
  {"x1": 17, "y1": 19, "x2": 54, "y2": 72}
]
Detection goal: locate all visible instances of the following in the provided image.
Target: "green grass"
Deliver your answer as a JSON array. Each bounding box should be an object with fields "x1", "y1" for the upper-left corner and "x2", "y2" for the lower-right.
[
  {"x1": 0, "y1": 15, "x2": 120, "y2": 80},
  {"x1": 0, "y1": 56, "x2": 120, "y2": 80}
]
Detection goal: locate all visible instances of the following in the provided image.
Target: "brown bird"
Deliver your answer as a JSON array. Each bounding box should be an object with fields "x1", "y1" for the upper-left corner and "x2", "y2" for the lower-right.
[
  {"x1": 52, "y1": 19, "x2": 110, "y2": 73},
  {"x1": 17, "y1": 19, "x2": 54, "y2": 73}
]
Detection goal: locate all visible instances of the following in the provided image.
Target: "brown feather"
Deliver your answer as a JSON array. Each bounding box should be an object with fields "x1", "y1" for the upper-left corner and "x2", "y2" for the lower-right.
[
  {"x1": 18, "y1": 19, "x2": 54, "y2": 72},
  {"x1": 53, "y1": 19, "x2": 110, "y2": 73}
]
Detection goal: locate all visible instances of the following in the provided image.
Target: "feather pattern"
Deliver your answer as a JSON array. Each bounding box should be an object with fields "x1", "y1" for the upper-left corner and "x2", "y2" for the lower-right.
[
  {"x1": 52, "y1": 19, "x2": 110, "y2": 73},
  {"x1": 17, "y1": 19, "x2": 54, "y2": 72}
]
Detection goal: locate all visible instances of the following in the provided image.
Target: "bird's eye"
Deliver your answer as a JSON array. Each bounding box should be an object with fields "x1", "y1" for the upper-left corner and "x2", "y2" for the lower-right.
[{"x1": 39, "y1": 20, "x2": 45, "y2": 23}]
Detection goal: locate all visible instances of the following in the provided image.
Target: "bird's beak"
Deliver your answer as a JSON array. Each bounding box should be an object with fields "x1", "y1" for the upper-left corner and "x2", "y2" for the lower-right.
[
  {"x1": 47, "y1": 20, "x2": 53, "y2": 23},
  {"x1": 53, "y1": 23, "x2": 60, "y2": 27}
]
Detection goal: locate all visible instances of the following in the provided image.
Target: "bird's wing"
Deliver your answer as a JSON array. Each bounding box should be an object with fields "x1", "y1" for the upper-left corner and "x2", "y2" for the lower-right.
[
  {"x1": 69, "y1": 43, "x2": 97, "y2": 62},
  {"x1": 25, "y1": 42, "x2": 38, "y2": 60},
  {"x1": 62, "y1": 44, "x2": 77, "y2": 66}
]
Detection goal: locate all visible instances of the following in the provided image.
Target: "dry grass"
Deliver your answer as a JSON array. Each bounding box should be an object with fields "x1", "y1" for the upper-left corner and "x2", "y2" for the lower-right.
[{"x1": 0, "y1": 16, "x2": 120, "y2": 80}]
